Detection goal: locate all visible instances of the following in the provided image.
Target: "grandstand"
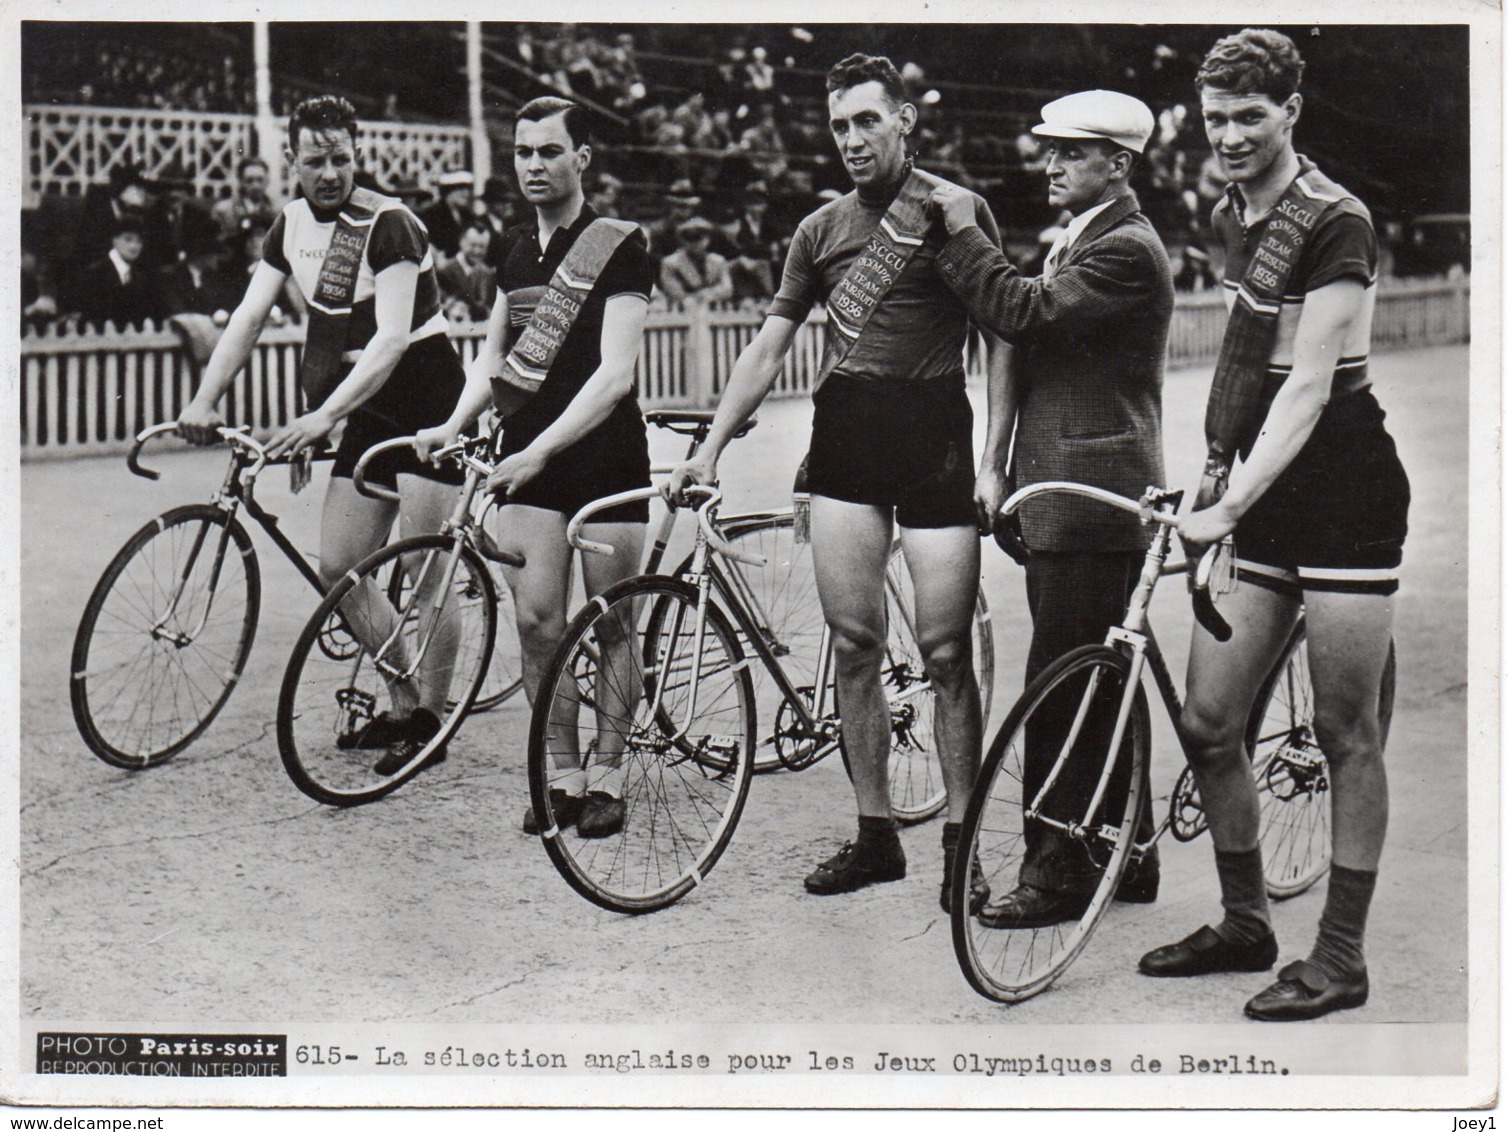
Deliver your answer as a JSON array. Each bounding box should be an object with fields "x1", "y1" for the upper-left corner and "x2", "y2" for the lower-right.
[{"x1": 18, "y1": 21, "x2": 1473, "y2": 455}]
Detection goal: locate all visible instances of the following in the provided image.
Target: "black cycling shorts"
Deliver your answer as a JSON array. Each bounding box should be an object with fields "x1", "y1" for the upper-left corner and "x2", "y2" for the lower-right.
[
  {"x1": 492, "y1": 405, "x2": 652, "y2": 525},
  {"x1": 806, "y1": 372, "x2": 977, "y2": 530},
  {"x1": 1233, "y1": 389, "x2": 1410, "y2": 596},
  {"x1": 328, "y1": 333, "x2": 467, "y2": 490}
]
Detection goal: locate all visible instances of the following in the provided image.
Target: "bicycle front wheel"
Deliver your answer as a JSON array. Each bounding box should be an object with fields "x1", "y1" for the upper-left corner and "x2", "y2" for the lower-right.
[
  {"x1": 71, "y1": 505, "x2": 261, "y2": 768},
  {"x1": 277, "y1": 535, "x2": 496, "y2": 805},
  {"x1": 952, "y1": 645, "x2": 1148, "y2": 1003},
  {"x1": 528, "y1": 574, "x2": 755, "y2": 913}
]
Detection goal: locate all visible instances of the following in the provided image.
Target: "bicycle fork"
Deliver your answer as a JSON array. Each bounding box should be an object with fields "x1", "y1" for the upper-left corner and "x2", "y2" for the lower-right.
[{"x1": 150, "y1": 503, "x2": 242, "y2": 647}]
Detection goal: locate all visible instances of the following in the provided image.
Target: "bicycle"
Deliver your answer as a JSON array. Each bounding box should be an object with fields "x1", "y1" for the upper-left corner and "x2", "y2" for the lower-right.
[
  {"x1": 949, "y1": 481, "x2": 1396, "y2": 1003},
  {"x1": 70, "y1": 422, "x2": 335, "y2": 768},
  {"x1": 527, "y1": 487, "x2": 994, "y2": 913},
  {"x1": 275, "y1": 434, "x2": 522, "y2": 805}
]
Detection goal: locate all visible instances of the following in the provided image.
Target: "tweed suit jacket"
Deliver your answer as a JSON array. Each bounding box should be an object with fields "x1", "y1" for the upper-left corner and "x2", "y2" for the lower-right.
[{"x1": 936, "y1": 192, "x2": 1173, "y2": 553}]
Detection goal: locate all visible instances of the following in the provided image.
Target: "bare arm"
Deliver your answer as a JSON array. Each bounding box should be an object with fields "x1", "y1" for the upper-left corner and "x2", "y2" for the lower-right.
[
  {"x1": 974, "y1": 332, "x2": 1018, "y2": 531},
  {"x1": 177, "y1": 261, "x2": 286, "y2": 443},
  {"x1": 667, "y1": 313, "x2": 801, "y2": 496},
  {"x1": 1181, "y1": 279, "x2": 1367, "y2": 547},
  {"x1": 416, "y1": 287, "x2": 510, "y2": 460}
]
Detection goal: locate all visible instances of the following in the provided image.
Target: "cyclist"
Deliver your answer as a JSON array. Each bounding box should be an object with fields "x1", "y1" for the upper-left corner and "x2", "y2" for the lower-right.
[
  {"x1": 416, "y1": 97, "x2": 654, "y2": 840},
  {"x1": 669, "y1": 54, "x2": 1009, "y2": 911},
  {"x1": 1139, "y1": 29, "x2": 1409, "y2": 1022},
  {"x1": 178, "y1": 95, "x2": 465, "y2": 773}
]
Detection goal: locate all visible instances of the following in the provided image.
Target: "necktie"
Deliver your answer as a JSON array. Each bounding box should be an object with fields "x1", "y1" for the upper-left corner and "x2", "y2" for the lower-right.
[{"x1": 1043, "y1": 230, "x2": 1070, "y2": 280}]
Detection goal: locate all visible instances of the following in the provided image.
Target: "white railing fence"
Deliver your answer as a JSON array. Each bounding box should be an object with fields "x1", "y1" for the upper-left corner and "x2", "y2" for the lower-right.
[{"x1": 20, "y1": 279, "x2": 1470, "y2": 459}]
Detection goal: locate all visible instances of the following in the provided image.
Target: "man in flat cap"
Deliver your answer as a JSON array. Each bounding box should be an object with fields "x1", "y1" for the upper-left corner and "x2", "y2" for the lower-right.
[
  {"x1": 658, "y1": 215, "x2": 734, "y2": 306},
  {"x1": 929, "y1": 88, "x2": 1174, "y2": 928},
  {"x1": 420, "y1": 169, "x2": 476, "y2": 264}
]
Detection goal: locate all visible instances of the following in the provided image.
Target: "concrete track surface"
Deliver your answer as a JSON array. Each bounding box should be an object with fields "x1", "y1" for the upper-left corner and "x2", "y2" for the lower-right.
[{"x1": 20, "y1": 347, "x2": 1470, "y2": 1029}]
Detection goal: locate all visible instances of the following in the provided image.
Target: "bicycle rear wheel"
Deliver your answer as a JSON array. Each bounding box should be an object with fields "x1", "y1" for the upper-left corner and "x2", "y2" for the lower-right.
[
  {"x1": 528, "y1": 574, "x2": 755, "y2": 913},
  {"x1": 277, "y1": 535, "x2": 495, "y2": 805},
  {"x1": 952, "y1": 645, "x2": 1148, "y2": 1003},
  {"x1": 71, "y1": 505, "x2": 261, "y2": 768}
]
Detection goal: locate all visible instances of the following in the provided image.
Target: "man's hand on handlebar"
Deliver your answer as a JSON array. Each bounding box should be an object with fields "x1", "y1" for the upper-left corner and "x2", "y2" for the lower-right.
[
  {"x1": 413, "y1": 424, "x2": 460, "y2": 465},
  {"x1": 1176, "y1": 496, "x2": 1238, "y2": 558},
  {"x1": 176, "y1": 401, "x2": 226, "y2": 447},
  {"x1": 265, "y1": 408, "x2": 335, "y2": 461},
  {"x1": 664, "y1": 455, "x2": 717, "y2": 507}
]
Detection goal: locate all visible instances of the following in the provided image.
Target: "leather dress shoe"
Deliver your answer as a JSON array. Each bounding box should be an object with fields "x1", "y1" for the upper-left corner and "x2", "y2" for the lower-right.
[
  {"x1": 577, "y1": 792, "x2": 627, "y2": 838},
  {"x1": 940, "y1": 840, "x2": 990, "y2": 915},
  {"x1": 523, "y1": 789, "x2": 585, "y2": 835},
  {"x1": 1138, "y1": 924, "x2": 1279, "y2": 977},
  {"x1": 1115, "y1": 856, "x2": 1160, "y2": 904},
  {"x1": 976, "y1": 883, "x2": 1091, "y2": 930},
  {"x1": 1244, "y1": 959, "x2": 1369, "y2": 1021}
]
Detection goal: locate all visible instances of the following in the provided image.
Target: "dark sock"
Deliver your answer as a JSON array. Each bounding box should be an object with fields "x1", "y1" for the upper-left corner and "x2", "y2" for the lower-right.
[
  {"x1": 941, "y1": 821, "x2": 962, "y2": 850},
  {"x1": 1307, "y1": 864, "x2": 1377, "y2": 979},
  {"x1": 408, "y1": 707, "x2": 440, "y2": 740},
  {"x1": 1211, "y1": 846, "x2": 1272, "y2": 947},
  {"x1": 857, "y1": 814, "x2": 901, "y2": 856}
]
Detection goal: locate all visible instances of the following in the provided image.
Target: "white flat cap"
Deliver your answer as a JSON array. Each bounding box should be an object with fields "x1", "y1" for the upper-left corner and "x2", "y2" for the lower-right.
[
  {"x1": 437, "y1": 170, "x2": 475, "y2": 188},
  {"x1": 1032, "y1": 90, "x2": 1156, "y2": 154}
]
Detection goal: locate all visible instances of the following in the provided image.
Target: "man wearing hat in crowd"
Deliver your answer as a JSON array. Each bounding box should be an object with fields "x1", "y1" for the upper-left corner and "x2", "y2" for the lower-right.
[
  {"x1": 212, "y1": 156, "x2": 282, "y2": 246},
  {"x1": 929, "y1": 88, "x2": 1174, "y2": 928},
  {"x1": 644, "y1": 177, "x2": 705, "y2": 262},
  {"x1": 68, "y1": 208, "x2": 160, "y2": 330},
  {"x1": 155, "y1": 207, "x2": 241, "y2": 319},
  {"x1": 658, "y1": 215, "x2": 734, "y2": 306},
  {"x1": 72, "y1": 161, "x2": 153, "y2": 291},
  {"x1": 476, "y1": 174, "x2": 517, "y2": 267},
  {"x1": 718, "y1": 177, "x2": 787, "y2": 301},
  {"x1": 420, "y1": 169, "x2": 476, "y2": 263}
]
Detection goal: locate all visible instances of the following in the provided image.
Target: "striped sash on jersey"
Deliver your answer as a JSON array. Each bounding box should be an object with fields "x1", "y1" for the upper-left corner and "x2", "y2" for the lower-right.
[
  {"x1": 1204, "y1": 158, "x2": 1360, "y2": 479},
  {"x1": 301, "y1": 186, "x2": 387, "y2": 408},
  {"x1": 815, "y1": 166, "x2": 938, "y2": 392},
  {"x1": 496, "y1": 217, "x2": 639, "y2": 399}
]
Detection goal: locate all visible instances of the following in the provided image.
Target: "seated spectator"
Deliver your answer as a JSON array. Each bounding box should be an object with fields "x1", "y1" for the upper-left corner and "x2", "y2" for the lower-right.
[
  {"x1": 738, "y1": 102, "x2": 788, "y2": 182},
  {"x1": 436, "y1": 220, "x2": 496, "y2": 322},
  {"x1": 587, "y1": 172, "x2": 624, "y2": 220},
  {"x1": 155, "y1": 212, "x2": 240, "y2": 319},
  {"x1": 474, "y1": 176, "x2": 517, "y2": 268},
  {"x1": 717, "y1": 178, "x2": 785, "y2": 302},
  {"x1": 644, "y1": 178, "x2": 706, "y2": 262},
  {"x1": 420, "y1": 170, "x2": 475, "y2": 263},
  {"x1": 144, "y1": 159, "x2": 210, "y2": 273},
  {"x1": 212, "y1": 156, "x2": 281, "y2": 246},
  {"x1": 68, "y1": 210, "x2": 160, "y2": 330},
  {"x1": 658, "y1": 217, "x2": 733, "y2": 307},
  {"x1": 73, "y1": 162, "x2": 152, "y2": 286}
]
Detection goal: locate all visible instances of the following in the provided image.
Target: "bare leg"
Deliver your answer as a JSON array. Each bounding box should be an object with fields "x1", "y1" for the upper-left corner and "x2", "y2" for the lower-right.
[
  {"x1": 1181, "y1": 581, "x2": 1301, "y2": 851},
  {"x1": 809, "y1": 495, "x2": 894, "y2": 818},
  {"x1": 896, "y1": 524, "x2": 983, "y2": 824},
  {"x1": 394, "y1": 473, "x2": 465, "y2": 719}
]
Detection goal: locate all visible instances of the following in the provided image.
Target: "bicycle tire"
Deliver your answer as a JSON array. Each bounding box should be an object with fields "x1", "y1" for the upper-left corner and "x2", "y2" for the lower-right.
[
  {"x1": 277, "y1": 535, "x2": 496, "y2": 805},
  {"x1": 71, "y1": 504, "x2": 261, "y2": 768},
  {"x1": 528, "y1": 574, "x2": 755, "y2": 913},
  {"x1": 952, "y1": 644, "x2": 1149, "y2": 1003},
  {"x1": 839, "y1": 545, "x2": 996, "y2": 824}
]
